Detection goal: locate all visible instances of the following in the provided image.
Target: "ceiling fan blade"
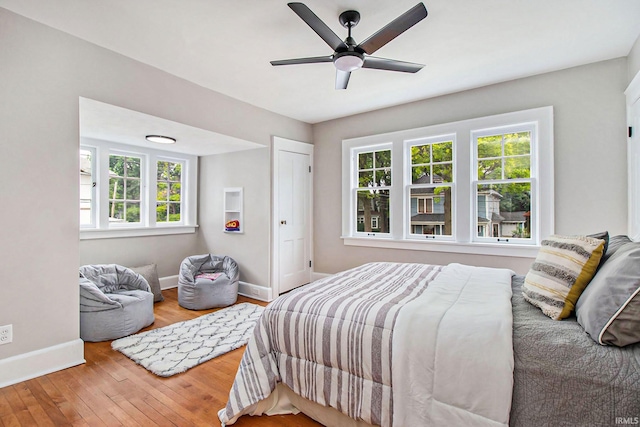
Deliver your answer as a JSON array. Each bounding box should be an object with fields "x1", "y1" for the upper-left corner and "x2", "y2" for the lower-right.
[
  {"x1": 357, "y1": 3, "x2": 428, "y2": 55},
  {"x1": 288, "y1": 3, "x2": 347, "y2": 51},
  {"x1": 271, "y1": 56, "x2": 333, "y2": 66},
  {"x1": 363, "y1": 56, "x2": 424, "y2": 73},
  {"x1": 335, "y1": 70, "x2": 351, "y2": 90}
]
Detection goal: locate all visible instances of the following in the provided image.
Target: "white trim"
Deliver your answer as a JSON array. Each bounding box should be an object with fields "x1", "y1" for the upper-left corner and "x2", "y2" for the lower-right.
[
  {"x1": 80, "y1": 225, "x2": 197, "y2": 240},
  {"x1": 159, "y1": 274, "x2": 179, "y2": 290},
  {"x1": 342, "y1": 236, "x2": 540, "y2": 258},
  {"x1": 80, "y1": 137, "x2": 198, "y2": 235},
  {"x1": 311, "y1": 271, "x2": 332, "y2": 281},
  {"x1": 625, "y1": 71, "x2": 640, "y2": 105},
  {"x1": 160, "y1": 276, "x2": 274, "y2": 301},
  {"x1": 0, "y1": 339, "x2": 85, "y2": 389},
  {"x1": 625, "y1": 71, "x2": 640, "y2": 240},
  {"x1": 342, "y1": 106, "x2": 554, "y2": 252},
  {"x1": 271, "y1": 136, "x2": 314, "y2": 297},
  {"x1": 238, "y1": 281, "x2": 274, "y2": 302}
]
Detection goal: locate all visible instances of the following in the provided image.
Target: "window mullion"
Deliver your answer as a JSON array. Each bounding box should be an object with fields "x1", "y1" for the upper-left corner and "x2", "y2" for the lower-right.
[
  {"x1": 148, "y1": 154, "x2": 156, "y2": 228},
  {"x1": 98, "y1": 148, "x2": 110, "y2": 229}
]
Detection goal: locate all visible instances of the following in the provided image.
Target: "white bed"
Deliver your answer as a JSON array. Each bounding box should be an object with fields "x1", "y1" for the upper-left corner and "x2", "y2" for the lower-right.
[{"x1": 218, "y1": 262, "x2": 515, "y2": 427}]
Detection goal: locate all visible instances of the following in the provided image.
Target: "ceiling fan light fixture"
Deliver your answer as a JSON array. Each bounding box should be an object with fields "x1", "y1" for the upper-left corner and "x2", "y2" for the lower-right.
[
  {"x1": 146, "y1": 135, "x2": 176, "y2": 144},
  {"x1": 333, "y1": 52, "x2": 364, "y2": 72}
]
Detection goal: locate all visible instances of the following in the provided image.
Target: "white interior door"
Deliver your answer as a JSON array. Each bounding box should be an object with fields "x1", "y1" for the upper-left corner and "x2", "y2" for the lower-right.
[
  {"x1": 274, "y1": 139, "x2": 312, "y2": 295},
  {"x1": 629, "y1": 96, "x2": 640, "y2": 239}
]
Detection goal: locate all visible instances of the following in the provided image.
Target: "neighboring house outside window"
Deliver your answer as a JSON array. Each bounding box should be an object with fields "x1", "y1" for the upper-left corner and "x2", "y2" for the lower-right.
[
  {"x1": 407, "y1": 137, "x2": 454, "y2": 238},
  {"x1": 341, "y1": 107, "x2": 554, "y2": 257},
  {"x1": 474, "y1": 127, "x2": 534, "y2": 242},
  {"x1": 353, "y1": 146, "x2": 391, "y2": 236}
]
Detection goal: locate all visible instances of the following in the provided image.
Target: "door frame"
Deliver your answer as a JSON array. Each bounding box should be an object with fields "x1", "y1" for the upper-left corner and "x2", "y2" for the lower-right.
[
  {"x1": 626, "y1": 70, "x2": 640, "y2": 240},
  {"x1": 271, "y1": 136, "x2": 314, "y2": 297}
]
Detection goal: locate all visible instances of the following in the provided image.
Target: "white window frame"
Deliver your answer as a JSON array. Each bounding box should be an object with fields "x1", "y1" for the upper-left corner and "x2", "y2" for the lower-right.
[
  {"x1": 107, "y1": 150, "x2": 145, "y2": 227},
  {"x1": 351, "y1": 143, "x2": 393, "y2": 238},
  {"x1": 155, "y1": 157, "x2": 186, "y2": 225},
  {"x1": 405, "y1": 134, "x2": 456, "y2": 241},
  {"x1": 341, "y1": 107, "x2": 554, "y2": 258},
  {"x1": 80, "y1": 138, "x2": 198, "y2": 240},
  {"x1": 80, "y1": 146, "x2": 97, "y2": 228},
  {"x1": 472, "y1": 123, "x2": 537, "y2": 245}
]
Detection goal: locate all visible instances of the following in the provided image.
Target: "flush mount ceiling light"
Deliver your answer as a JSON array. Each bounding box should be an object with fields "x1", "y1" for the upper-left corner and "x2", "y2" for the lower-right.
[{"x1": 146, "y1": 135, "x2": 176, "y2": 144}]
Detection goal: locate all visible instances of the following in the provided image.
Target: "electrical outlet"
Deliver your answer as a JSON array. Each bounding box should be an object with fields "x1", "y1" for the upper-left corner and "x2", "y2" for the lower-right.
[{"x1": 0, "y1": 324, "x2": 12, "y2": 345}]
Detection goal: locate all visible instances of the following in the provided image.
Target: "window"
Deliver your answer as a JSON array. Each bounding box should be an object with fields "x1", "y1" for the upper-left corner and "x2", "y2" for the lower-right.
[
  {"x1": 80, "y1": 139, "x2": 197, "y2": 239},
  {"x1": 353, "y1": 146, "x2": 391, "y2": 236},
  {"x1": 341, "y1": 107, "x2": 554, "y2": 257},
  {"x1": 79, "y1": 147, "x2": 95, "y2": 227},
  {"x1": 156, "y1": 160, "x2": 183, "y2": 223},
  {"x1": 474, "y1": 128, "x2": 533, "y2": 242},
  {"x1": 108, "y1": 154, "x2": 142, "y2": 224},
  {"x1": 407, "y1": 137, "x2": 454, "y2": 238}
]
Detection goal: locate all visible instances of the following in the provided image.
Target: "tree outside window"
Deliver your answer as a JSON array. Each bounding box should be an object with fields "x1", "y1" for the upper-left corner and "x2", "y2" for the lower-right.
[
  {"x1": 355, "y1": 149, "x2": 391, "y2": 234},
  {"x1": 476, "y1": 131, "x2": 532, "y2": 239},
  {"x1": 408, "y1": 139, "x2": 453, "y2": 237},
  {"x1": 109, "y1": 154, "x2": 141, "y2": 223},
  {"x1": 156, "y1": 160, "x2": 182, "y2": 222}
]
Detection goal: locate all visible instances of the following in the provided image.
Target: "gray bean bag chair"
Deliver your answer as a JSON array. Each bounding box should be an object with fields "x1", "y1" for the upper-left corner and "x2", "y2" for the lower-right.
[
  {"x1": 79, "y1": 264, "x2": 155, "y2": 342},
  {"x1": 178, "y1": 254, "x2": 239, "y2": 310}
]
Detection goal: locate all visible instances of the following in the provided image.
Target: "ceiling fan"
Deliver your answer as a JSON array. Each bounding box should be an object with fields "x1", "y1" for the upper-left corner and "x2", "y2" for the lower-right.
[{"x1": 271, "y1": 2, "x2": 428, "y2": 90}]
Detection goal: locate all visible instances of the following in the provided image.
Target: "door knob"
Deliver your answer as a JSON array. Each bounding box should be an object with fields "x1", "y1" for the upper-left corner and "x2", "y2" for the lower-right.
[{"x1": 280, "y1": 220, "x2": 287, "y2": 225}]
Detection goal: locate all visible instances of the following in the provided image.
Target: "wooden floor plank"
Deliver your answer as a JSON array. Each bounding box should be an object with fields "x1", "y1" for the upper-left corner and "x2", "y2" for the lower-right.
[
  {"x1": 0, "y1": 289, "x2": 322, "y2": 426},
  {"x1": 43, "y1": 371, "x2": 102, "y2": 424},
  {"x1": 0, "y1": 394, "x2": 12, "y2": 418},
  {"x1": 36, "y1": 375, "x2": 86, "y2": 424},
  {"x1": 0, "y1": 413, "x2": 21, "y2": 427},
  {"x1": 3, "y1": 386, "x2": 38, "y2": 426},
  {"x1": 13, "y1": 383, "x2": 56, "y2": 427}
]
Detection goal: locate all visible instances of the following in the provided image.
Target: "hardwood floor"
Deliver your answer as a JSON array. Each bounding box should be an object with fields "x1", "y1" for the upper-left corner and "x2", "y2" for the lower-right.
[{"x1": 0, "y1": 289, "x2": 322, "y2": 427}]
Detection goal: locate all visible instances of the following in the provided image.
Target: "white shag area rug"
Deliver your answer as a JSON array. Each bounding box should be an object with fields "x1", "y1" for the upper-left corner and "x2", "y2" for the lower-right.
[{"x1": 111, "y1": 302, "x2": 264, "y2": 377}]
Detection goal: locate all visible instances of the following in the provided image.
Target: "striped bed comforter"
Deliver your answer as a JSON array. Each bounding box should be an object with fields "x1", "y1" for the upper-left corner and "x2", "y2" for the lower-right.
[{"x1": 218, "y1": 262, "x2": 514, "y2": 426}]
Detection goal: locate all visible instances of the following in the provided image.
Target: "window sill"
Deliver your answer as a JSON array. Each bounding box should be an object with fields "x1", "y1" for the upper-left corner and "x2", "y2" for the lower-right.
[
  {"x1": 342, "y1": 236, "x2": 540, "y2": 258},
  {"x1": 80, "y1": 225, "x2": 198, "y2": 240}
]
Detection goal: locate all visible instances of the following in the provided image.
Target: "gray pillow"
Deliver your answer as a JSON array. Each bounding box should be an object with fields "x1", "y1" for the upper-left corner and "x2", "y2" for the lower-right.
[
  {"x1": 587, "y1": 231, "x2": 609, "y2": 271},
  {"x1": 601, "y1": 234, "x2": 632, "y2": 264},
  {"x1": 131, "y1": 264, "x2": 164, "y2": 302},
  {"x1": 576, "y1": 241, "x2": 640, "y2": 347}
]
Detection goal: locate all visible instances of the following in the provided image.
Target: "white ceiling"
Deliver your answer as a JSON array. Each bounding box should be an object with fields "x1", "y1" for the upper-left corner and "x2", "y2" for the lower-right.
[
  {"x1": 2, "y1": 0, "x2": 640, "y2": 125},
  {"x1": 79, "y1": 97, "x2": 263, "y2": 156}
]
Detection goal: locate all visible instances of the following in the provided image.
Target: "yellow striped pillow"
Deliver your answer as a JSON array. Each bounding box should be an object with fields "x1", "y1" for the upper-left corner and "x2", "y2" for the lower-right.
[{"x1": 523, "y1": 234, "x2": 605, "y2": 320}]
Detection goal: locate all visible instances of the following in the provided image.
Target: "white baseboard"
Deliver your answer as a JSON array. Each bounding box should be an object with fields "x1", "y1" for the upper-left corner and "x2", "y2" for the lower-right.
[
  {"x1": 163, "y1": 273, "x2": 333, "y2": 301},
  {"x1": 0, "y1": 339, "x2": 85, "y2": 389},
  {"x1": 311, "y1": 271, "x2": 332, "y2": 281},
  {"x1": 160, "y1": 274, "x2": 179, "y2": 290},
  {"x1": 161, "y1": 275, "x2": 273, "y2": 301},
  {"x1": 238, "y1": 281, "x2": 273, "y2": 302}
]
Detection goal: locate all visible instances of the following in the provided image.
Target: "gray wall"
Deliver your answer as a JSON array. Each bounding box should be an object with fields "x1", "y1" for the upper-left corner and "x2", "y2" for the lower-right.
[
  {"x1": 313, "y1": 58, "x2": 628, "y2": 276},
  {"x1": 198, "y1": 147, "x2": 273, "y2": 287},
  {"x1": 0, "y1": 8, "x2": 311, "y2": 362}
]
